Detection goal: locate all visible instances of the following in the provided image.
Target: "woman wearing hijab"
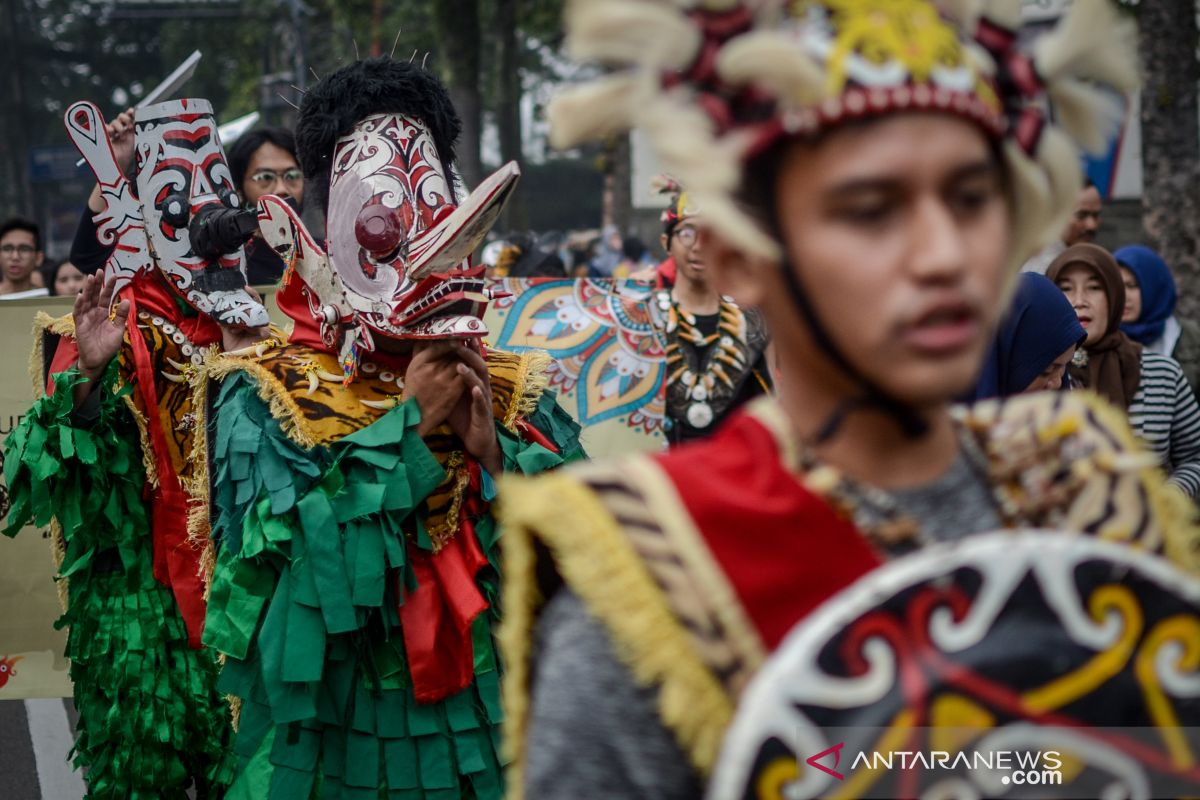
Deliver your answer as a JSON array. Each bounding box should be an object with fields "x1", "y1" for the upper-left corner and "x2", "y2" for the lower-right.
[
  {"x1": 1116, "y1": 244, "x2": 1200, "y2": 393},
  {"x1": 1049, "y1": 243, "x2": 1200, "y2": 498},
  {"x1": 970, "y1": 273, "x2": 1086, "y2": 400}
]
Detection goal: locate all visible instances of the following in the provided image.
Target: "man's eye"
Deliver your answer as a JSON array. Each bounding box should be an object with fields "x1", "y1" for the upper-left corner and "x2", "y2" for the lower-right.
[
  {"x1": 840, "y1": 205, "x2": 891, "y2": 224},
  {"x1": 950, "y1": 186, "x2": 994, "y2": 214}
]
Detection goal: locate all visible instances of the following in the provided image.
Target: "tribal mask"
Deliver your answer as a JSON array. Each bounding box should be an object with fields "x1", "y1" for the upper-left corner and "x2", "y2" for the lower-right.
[
  {"x1": 268, "y1": 62, "x2": 519, "y2": 372},
  {"x1": 134, "y1": 100, "x2": 267, "y2": 326},
  {"x1": 64, "y1": 98, "x2": 268, "y2": 328}
]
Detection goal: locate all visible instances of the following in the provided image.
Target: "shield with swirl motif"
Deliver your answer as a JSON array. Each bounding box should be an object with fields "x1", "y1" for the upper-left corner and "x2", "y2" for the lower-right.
[{"x1": 707, "y1": 532, "x2": 1200, "y2": 800}]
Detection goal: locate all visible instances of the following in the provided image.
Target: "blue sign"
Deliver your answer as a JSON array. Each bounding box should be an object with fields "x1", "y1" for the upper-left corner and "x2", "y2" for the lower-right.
[{"x1": 28, "y1": 146, "x2": 89, "y2": 184}]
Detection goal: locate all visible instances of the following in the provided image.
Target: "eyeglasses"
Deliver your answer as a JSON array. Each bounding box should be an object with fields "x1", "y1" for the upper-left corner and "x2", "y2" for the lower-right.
[
  {"x1": 248, "y1": 168, "x2": 304, "y2": 187},
  {"x1": 0, "y1": 244, "x2": 36, "y2": 256},
  {"x1": 672, "y1": 225, "x2": 699, "y2": 248}
]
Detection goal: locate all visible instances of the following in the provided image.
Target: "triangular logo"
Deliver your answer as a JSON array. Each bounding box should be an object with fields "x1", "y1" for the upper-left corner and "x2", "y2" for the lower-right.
[{"x1": 805, "y1": 742, "x2": 846, "y2": 781}]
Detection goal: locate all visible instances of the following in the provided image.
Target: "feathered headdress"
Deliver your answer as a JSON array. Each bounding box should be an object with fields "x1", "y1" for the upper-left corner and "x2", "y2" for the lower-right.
[
  {"x1": 653, "y1": 173, "x2": 701, "y2": 235},
  {"x1": 550, "y1": 0, "x2": 1138, "y2": 268}
]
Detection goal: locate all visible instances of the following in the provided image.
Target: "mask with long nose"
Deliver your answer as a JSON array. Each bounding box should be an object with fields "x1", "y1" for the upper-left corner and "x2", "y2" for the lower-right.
[
  {"x1": 135, "y1": 99, "x2": 268, "y2": 327},
  {"x1": 263, "y1": 108, "x2": 519, "y2": 375},
  {"x1": 325, "y1": 111, "x2": 518, "y2": 339},
  {"x1": 64, "y1": 98, "x2": 268, "y2": 328}
]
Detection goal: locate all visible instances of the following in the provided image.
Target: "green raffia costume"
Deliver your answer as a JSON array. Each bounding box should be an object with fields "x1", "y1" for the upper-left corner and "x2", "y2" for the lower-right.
[
  {"x1": 4, "y1": 309, "x2": 234, "y2": 799},
  {"x1": 201, "y1": 55, "x2": 576, "y2": 797},
  {"x1": 199, "y1": 343, "x2": 583, "y2": 798}
]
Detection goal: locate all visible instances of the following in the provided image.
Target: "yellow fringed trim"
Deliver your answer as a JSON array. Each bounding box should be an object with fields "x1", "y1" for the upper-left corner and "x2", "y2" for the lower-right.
[
  {"x1": 227, "y1": 693, "x2": 241, "y2": 733},
  {"x1": 28, "y1": 311, "x2": 75, "y2": 399},
  {"x1": 505, "y1": 349, "x2": 553, "y2": 431},
  {"x1": 428, "y1": 451, "x2": 470, "y2": 553},
  {"x1": 184, "y1": 374, "x2": 217, "y2": 596},
  {"x1": 498, "y1": 468, "x2": 734, "y2": 799},
  {"x1": 47, "y1": 518, "x2": 69, "y2": 613},
  {"x1": 1065, "y1": 392, "x2": 1200, "y2": 574},
  {"x1": 183, "y1": 465, "x2": 215, "y2": 598},
  {"x1": 200, "y1": 350, "x2": 318, "y2": 450},
  {"x1": 120, "y1": 392, "x2": 160, "y2": 488}
]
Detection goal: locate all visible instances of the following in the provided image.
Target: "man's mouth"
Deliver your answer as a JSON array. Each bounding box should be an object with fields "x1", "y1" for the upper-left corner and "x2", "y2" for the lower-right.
[{"x1": 900, "y1": 300, "x2": 981, "y2": 355}]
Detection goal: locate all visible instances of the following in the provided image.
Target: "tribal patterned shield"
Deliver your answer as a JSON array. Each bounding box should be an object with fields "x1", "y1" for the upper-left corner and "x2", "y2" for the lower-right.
[{"x1": 707, "y1": 532, "x2": 1200, "y2": 800}]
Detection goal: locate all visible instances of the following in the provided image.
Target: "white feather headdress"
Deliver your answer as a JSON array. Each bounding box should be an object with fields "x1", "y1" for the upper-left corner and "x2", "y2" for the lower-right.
[{"x1": 549, "y1": 0, "x2": 1138, "y2": 266}]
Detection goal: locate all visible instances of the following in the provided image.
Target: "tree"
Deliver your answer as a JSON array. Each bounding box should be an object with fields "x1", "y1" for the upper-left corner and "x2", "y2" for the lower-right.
[
  {"x1": 494, "y1": 0, "x2": 526, "y2": 230},
  {"x1": 433, "y1": 0, "x2": 484, "y2": 189},
  {"x1": 1138, "y1": 0, "x2": 1200, "y2": 319}
]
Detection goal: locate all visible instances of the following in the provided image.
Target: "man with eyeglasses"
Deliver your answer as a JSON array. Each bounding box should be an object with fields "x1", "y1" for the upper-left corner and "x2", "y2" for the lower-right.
[
  {"x1": 0, "y1": 217, "x2": 49, "y2": 298},
  {"x1": 227, "y1": 127, "x2": 306, "y2": 285},
  {"x1": 653, "y1": 178, "x2": 772, "y2": 446},
  {"x1": 69, "y1": 120, "x2": 308, "y2": 288}
]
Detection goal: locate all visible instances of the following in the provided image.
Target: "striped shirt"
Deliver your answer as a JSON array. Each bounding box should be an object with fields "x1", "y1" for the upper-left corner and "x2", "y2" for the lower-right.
[{"x1": 1128, "y1": 351, "x2": 1200, "y2": 498}]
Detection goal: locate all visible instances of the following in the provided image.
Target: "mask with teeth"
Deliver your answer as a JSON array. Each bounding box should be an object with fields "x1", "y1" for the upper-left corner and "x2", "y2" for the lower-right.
[
  {"x1": 136, "y1": 100, "x2": 269, "y2": 327},
  {"x1": 64, "y1": 98, "x2": 269, "y2": 328},
  {"x1": 266, "y1": 58, "x2": 519, "y2": 376}
]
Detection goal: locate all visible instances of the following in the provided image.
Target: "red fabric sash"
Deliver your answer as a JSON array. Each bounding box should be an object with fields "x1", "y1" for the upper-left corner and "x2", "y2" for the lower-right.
[
  {"x1": 274, "y1": 270, "x2": 327, "y2": 352},
  {"x1": 399, "y1": 458, "x2": 490, "y2": 703},
  {"x1": 44, "y1": 275, "x2": 218, "y2": 646},
  {"x1": 655, "y1": 409, "x2": 883, "y2": 650},
  {"x1": 46, "y1": 339, "x2": 80, "y2": 396},
  {"x1": 123, "y1": 275, "x2": 220, "y2": 647}
]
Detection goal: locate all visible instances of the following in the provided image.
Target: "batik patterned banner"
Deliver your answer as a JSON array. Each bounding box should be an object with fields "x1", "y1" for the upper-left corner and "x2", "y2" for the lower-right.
[{"x1": 486, "y1": 277, "x2": 666, "y2": 456}]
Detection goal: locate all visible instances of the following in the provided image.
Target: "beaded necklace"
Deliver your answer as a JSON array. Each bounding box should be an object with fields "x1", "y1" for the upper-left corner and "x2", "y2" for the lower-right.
[
  {"x1": 663, "y1": 291, "x2": 751, "y2": 429},
  {"x1": 796, "y1": 421, "x2": 1009, "y2": 553}
]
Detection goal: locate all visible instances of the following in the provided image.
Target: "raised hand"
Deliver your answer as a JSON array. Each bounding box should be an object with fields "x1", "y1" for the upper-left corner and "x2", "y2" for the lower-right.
[
  {"x1": 86, "y1": 107, "x2": 136, "y2": 214},
  {"x1": 74, "y1": 268, "x2": 130, "y2": 382},
  {"x1": 402, "y1": 342, "x2": 466, "y2": 437},
  {"x1": 446, "y1": 342, "x2": 501, "y2": 475},
  {"x1": 108, "y1": 107, "x2": 137, "y2": 174}
]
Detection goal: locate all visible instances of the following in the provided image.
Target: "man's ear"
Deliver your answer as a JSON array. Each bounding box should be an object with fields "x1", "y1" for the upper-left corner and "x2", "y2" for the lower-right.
[
  {"x1": 35, "y1": 251, "x2": 44, "y2": 269},
  {"x1": 703, "y1": 226, "x2": 775, "y2": 307}
]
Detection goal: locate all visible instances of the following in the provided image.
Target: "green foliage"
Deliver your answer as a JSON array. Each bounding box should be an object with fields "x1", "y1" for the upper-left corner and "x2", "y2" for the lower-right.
[{"x1": 1, "y1": 0, "x2": 575, "y2": 238}]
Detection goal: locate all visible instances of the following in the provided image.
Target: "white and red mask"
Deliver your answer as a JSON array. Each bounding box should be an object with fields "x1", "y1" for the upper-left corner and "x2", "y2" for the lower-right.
[
  {"x1": 135, "y1": 100, "x2": 266, "y2": 326},
  {"x1": 261, "y1": 111, "x2": 519, "y2": 368},
  {"x1": 64, "y1": 98, "x2": 268, "y2": 328}
]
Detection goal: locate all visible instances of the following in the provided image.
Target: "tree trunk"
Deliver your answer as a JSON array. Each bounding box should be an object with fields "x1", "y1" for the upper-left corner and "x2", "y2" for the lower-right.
[
  {"x1": 496, "y1": 0, "x2": 527, "y2": 232},
  {"x1": 433, "y1": 0, "x2": 484, "y2": 191},
  {"x1": 1, "y1": 0, "x2": 33, "y2": 215},
  {"x1": 602, "y1": 134, "x2": 632, "y2": 233},
  {"x1": 1139, "y1": 0, "x2": 1200, "y2": 320}
]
